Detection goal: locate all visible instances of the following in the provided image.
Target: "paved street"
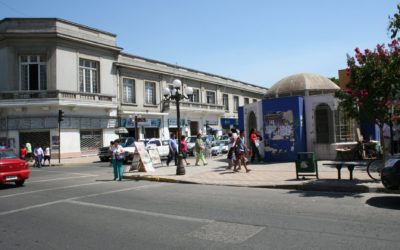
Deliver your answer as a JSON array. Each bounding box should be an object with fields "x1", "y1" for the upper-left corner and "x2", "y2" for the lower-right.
[{"x1": 1, "y1": 161, "x2": 400, "y2": 250}]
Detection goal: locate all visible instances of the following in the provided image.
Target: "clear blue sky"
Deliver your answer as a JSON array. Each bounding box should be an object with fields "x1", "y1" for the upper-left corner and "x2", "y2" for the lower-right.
[{"x1": 0, "y1": 0, "x2": 398, "y2": 88}]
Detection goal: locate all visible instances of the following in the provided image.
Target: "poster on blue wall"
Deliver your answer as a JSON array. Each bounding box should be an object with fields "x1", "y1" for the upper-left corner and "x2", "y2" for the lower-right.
[{"x1": 262, "y1": 96, "x2": 306, "y2": 162}]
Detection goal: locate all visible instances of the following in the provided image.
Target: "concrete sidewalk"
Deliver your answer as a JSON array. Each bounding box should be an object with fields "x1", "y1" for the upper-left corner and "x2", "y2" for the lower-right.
[
  {"x1": 34, "y1": 154, "x2": 391, "y2": 193},
  {"x1": 123, "y1": 155, "x2": 389, "y2": 193}
]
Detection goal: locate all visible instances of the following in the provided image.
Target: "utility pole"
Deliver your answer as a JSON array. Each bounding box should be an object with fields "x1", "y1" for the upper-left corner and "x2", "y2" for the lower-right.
[{"x1": 58, "y1": 109, "x2": 64, "y2": 164}]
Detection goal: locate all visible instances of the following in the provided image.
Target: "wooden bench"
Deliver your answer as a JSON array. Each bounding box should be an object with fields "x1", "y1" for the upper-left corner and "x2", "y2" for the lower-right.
[{"x1": 322, "y1": 161, "x2": 368, "y2": 180}]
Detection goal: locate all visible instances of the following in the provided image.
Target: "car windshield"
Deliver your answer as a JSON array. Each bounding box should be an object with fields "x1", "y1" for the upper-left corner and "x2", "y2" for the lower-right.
[
  {"x1": 186, "y1": 137, "x2": 197, "y2": 143},
  {"x1": 148, "y1": 140, "x2": 161, "y2": 146},
  {"x1": 0, "y1": 150, "x2": 18, "y2": 159},
  {"x1": 121, "y1": 138, "x2": 135, "y2": 147}
]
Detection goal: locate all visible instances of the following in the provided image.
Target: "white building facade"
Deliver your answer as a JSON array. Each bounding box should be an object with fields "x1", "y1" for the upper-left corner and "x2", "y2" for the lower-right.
[{"x1": 0, "y1": 18, "x2": 267, "y2": 158}]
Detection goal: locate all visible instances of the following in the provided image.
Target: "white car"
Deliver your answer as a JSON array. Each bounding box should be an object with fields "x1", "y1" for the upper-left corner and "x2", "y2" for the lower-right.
[
  {"x1": 210, "y1": 140, "x2": 229, "y2": 156},
  {"x1": 146, "y1": 138, "x2": 170, "y2": 160},
  {"x1": 186, "y1": 136, "x2": 197, "y2": 156}
]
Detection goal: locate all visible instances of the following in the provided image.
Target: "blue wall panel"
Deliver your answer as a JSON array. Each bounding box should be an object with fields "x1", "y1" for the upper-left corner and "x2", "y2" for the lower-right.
[{"x1": 262, "y1": 96, "x2": 306, "y2": 162}]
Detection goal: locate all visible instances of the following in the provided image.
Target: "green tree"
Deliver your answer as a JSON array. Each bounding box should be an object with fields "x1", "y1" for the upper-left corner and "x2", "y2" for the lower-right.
[
  {"x1": 388, "y1": 4, "x2": 400, "y2": 40},
  {"x1": 328, "y1": 77, "x2": 340, "y2": 86},
  {"x1": 335, "y1": 42, "x2": 400, "y2": 154},
  {"x1": 335, "y1": 6, "x2": 400, "y2": 156}
]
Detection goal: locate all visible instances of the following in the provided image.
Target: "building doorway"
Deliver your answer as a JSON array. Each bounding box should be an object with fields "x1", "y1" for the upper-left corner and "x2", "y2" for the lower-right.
[
  {"x1": 248, "y1": 111, "x2": 257, "y2": 133},
  {"x1": 315, "y1": 104, "x2": 333, "y2": 143},
  {"x1": 190, "y1": 121, "x2": 199, "y2": 136}
]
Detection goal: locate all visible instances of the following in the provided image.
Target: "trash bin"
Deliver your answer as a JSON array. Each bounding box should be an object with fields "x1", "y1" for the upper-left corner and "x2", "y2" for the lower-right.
[{"x1": 295, "y1": 152, "x2": 319, "y2": 179}]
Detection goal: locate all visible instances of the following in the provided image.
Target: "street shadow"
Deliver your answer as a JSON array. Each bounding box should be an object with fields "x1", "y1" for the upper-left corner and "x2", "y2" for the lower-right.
[
  {"x1": 95, "y1": 179, "x2": 117, "y2": 182},
  {"x1": 0, "y1": 183, "x2": 20, "y2": 190},
  {"x1": 286, "y1": 179, "x2": 372, "y2": 198},
  {"x1": 287, "y1": 189, "x2": 364, "y2": 199},
  {"x1": 366, "y1": 196, "x2": 400, "y2": 210},
  {"x1": 219, "y1": 171, "x2": 236, "y2": 175}
]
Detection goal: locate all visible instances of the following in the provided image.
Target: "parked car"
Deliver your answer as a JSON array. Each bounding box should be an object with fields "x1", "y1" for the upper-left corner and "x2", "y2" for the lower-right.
[
  {"x1": 186, "y1": 135, "x2": 217, "y2": 156},
  {"x1": 0, "y1": 149, "x2": 30, "y2": 187},
  {"x1": 381, "y1": 154, "x2": 400, "y2": 190},
  {"x1": 98, "y1": 137, "x2": 136, "y2": 163},
  {"x1": 186, "y1": 136, "x2": 197, "y2": 156},
  {"x1": 146, "y1": 138, "x2": 170, "y2": 160},
  {"x1": 217, "y1": 135, "x2": 229, "y2": 141},
  {"x1": 203, "y1": 135, "x2": 217, "y2": 147},
  {"x1": 210, "y1": 140, "x2": 229, "y2": 156}
]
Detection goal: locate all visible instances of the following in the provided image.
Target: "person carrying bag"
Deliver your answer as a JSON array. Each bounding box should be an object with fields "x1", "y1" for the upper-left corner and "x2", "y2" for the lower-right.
[{"x1": 112, "y1": 139, "x2": 124, "y2": 181}]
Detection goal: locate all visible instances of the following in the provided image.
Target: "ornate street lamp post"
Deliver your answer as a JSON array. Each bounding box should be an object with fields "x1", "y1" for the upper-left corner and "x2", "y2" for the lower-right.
[{"x1": 163, "y1": 79, "x2": 193, "y2": 175}]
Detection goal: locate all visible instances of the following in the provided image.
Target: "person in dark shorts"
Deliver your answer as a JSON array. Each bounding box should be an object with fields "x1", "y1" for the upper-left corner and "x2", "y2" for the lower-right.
[{"x1": 43, "y1": 145, "x2": 51, "y2": 166}]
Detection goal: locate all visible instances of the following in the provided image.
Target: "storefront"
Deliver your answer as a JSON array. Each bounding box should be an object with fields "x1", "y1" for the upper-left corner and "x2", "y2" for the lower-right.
[
  {"x1": 221, "y1": 118, "x2": 238, "y2": 132},
  {"x1": 121, "y1": 117, "x2": 162, "y2": 139}
]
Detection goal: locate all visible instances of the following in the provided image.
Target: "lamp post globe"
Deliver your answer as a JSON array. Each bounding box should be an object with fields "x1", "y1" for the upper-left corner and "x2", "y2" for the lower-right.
[
  {"x1": 162, "y1": 79, "x2": 193, "y2": 175},
  {"x1": 173, "y1": 79, "x2": 182, "y2": 89}
]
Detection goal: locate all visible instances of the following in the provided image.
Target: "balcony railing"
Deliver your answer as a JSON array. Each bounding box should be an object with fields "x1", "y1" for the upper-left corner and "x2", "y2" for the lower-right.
[
  {"x1": 171, "y1": 101, "x2": 225, "y2": 111},
  {"x1": 0, "y1": 90, "x2": 116, "y2": 103}
]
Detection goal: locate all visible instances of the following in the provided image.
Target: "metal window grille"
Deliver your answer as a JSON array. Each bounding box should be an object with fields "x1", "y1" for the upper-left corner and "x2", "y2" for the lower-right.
[{"x1": 80, "y1": 130, "x2": 102, "y2": 155}]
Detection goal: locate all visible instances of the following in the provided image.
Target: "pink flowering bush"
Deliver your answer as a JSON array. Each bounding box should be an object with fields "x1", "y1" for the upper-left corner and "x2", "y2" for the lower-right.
[{"x1": 336, "y1": 39, "x2": 400, "y2": 127}]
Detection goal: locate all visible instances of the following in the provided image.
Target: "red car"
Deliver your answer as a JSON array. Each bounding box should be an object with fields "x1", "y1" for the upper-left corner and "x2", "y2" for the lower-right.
[{"x1": 0, "y1": 149, "x2": 30, "y2": 186}]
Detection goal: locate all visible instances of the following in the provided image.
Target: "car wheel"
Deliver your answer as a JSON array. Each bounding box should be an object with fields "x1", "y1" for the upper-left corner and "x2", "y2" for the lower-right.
[
  {"x1": 15, "y1": 180, "x2": 25, "y2": 187},
  {"x1": 100, "y1": 157, "x2": 108, "y2": 162}
]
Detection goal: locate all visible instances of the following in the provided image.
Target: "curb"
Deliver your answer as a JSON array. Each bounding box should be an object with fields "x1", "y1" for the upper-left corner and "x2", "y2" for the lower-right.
[
  {"x1": 123, "y1": 175, "x2": 198, "y2": 184},
  {"x1": 123, "y1": 175, "x2": 389, "y2": 193}
]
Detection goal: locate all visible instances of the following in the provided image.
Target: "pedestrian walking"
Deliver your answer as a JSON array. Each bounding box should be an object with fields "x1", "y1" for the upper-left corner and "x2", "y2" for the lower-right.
[
  {"x1": 180, "y1": 135, "x2": 190, "y2": 166},
  {"x1": 33, "y1": 144, "x2": 44, "y2": 168},
  {"x1": 43, "y1": 145, "x2": 51, "y2": 166},
  {"x1": 20, "y1": 145, "x2": 27, "y2": 160},
  {"x1": 226, "y1": 132, "x2": 235, "y2": 170},
  {"x1": 195, "y1": 133, "x2": 208, "y2": 166},
  {"x1": 250, "y1": 128, "x2": 262, "y2": 163},
  {"x1": 167, "y1": 133, "x2": 178, "y2": 166},
  {"x1": 25, "y1": 142, "x2": 32, "y2": 161},
  {"x1": 112, "y1": 139, "x2": 124, "y2": 181},
  {"x1": 234, "y1": 130, "x2": 251, "y2": 173}
]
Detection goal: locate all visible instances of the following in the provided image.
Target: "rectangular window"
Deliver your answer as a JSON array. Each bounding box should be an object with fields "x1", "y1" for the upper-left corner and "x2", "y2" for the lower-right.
[
  {"x1": 233, "y1": 96, "x2": 239, "y2": 112},
  {"x1": 145, "y1": 81, "x2": 156, "y2": 105},
  {"x1": 244, "y1": 98, "x2": 249, "y2": 105},
  {"x1": 79, "y1": 59, "x2": 99, "y2": 93},
  {"x1": 335, "y1": 108, "x2": 355, "y2": 142},
  {"x1": 19, "y1": 55, "x2": 47, "y2": 91},
  {"x1": 223, "y1": 94, "x2": 229, "y2": 111},
  {"x1": 123, "y1": 78, "x2": 135, "y2": 103},
  {"x1": 253, "y1": 99, "x2": 257, "y2": 103},
  {"x1": 189, "y1": 89, "x2": 200, "y2": 103},
  {"x1": 206, "y1": 91, "x2": 216, "y2": 104}
]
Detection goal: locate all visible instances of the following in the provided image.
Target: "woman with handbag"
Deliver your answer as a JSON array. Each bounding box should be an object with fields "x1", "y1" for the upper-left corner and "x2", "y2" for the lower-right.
[
  {"x1": 112, "y1": 139, "x2": 124, "y2": 181},
  {"x1": 194, "y1": 133, "x2": 208, "y2": 166},
  {"x1": 250, "y1": 128, "x2": 262, "y2": 163}
]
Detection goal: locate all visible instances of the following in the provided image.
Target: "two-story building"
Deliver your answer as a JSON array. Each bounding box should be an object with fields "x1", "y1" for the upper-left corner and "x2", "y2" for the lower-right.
[{"x1": 0, "y1": 18, "x2": 267, "y2": 158}]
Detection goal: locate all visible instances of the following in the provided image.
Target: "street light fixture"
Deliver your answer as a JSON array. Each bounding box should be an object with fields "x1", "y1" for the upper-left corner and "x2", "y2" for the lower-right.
[
  {"x1": 130, "y1": 114, "x2": 141, "y2": 141},
  {"x1": 163, "y1": 79, "x2": 193, "y2": 175}
]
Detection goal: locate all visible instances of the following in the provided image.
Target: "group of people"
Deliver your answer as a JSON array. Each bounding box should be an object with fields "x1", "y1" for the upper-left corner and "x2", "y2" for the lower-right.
[
  {"x1": 166, "y1": 127, "x2": 263, "y2": 172},
  {"x1": 166, "y1": 132, "x2": 209, "y2": 167},
  {"x1": 226, "y1": 128, "x2": 263, "y2": 173},
  {"x1": 20, "y1": 142, "x2": 51, "y2": 168}
]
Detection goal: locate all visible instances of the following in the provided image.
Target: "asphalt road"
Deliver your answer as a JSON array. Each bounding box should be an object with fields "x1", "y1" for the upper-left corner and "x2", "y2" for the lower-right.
[{"x1": 1, "y1": 163, "x2": 400, "y2": 250}]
